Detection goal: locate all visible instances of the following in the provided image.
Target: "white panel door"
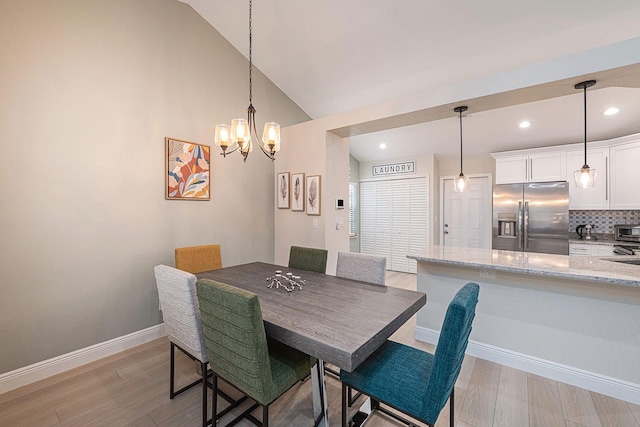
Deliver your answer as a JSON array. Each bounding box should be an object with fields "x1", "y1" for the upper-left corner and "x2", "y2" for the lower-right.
[
  {"x1": 442, "y1": 176, "x2": 491, "y2": 249},
  {"x1": 566, "y1": 148, "x2": 609, "y2": 210},
  {"x1": 359, "y1": 181, "x2": 376, "y2": 255}
]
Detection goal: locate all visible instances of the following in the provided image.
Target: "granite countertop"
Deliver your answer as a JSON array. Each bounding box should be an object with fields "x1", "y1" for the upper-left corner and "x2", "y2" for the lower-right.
[{"x1": 408, "y1": 246, "x2": 640, "y2": 287}]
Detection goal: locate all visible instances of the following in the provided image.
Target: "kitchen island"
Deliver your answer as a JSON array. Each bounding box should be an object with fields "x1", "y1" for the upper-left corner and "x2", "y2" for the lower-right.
[{"x1": 409, "y1": 246, "x2": 640, "y2": 404}]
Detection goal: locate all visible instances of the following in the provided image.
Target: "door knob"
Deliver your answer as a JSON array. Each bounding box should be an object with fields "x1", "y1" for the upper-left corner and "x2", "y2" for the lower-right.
[
  {"x1": 444, "y1": 224, "x2": 449, "y2": 227},
  {"x1": 444, "y1": 231, "x2": 449, "y2": 234}
]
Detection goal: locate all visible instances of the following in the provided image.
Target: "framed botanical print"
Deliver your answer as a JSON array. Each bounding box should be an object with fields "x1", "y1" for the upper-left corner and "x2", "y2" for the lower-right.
[
  {"x1": 306, "y1": 175, "x2": 321, "y2": 215},
  {"x1": 165, "y1": 137, "x2": 210, "y2": 200},
  {"x1": 291, "y1": 173, "x2": 305, "y2": 211},
  {"x1": 277, "y1": 172, "x2": 290, "y2": 209}
]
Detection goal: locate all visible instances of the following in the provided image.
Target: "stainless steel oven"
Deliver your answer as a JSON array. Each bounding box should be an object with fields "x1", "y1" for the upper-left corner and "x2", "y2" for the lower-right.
[{"x1": 613, "y1": 224, "x2": 640, "y2": 255}]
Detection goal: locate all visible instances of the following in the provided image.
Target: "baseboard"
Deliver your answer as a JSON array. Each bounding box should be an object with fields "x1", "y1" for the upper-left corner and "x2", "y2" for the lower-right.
[
  {"x1": 414, "y1": 325, "x2": 640, "y2": 405},
  {"x1": 0, "y1": 324, "x2": 166, "y2": 394}
]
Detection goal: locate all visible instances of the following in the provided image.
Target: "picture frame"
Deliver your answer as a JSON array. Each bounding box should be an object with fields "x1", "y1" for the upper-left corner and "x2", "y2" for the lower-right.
[
  {"x1": 277, "y1": 172, "x2": 290, "y2": 209},
  {"x1": 165, "y1": 137, "x2": 210, "y2": 200},
  {"x1": 306, "y1": 175, "x2": 321, "y2": 215},
  {"x1": 290, "y1": 173, "x2": 305, "y2": 211}
]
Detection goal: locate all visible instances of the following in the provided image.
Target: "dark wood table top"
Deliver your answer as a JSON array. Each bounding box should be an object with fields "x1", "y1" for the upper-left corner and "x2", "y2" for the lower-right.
[{"x1": 197, "y1": 262, "x2": 426, "y2": 372}]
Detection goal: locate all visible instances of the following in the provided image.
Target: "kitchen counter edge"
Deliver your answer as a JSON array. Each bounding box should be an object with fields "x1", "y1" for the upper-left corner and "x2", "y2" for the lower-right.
[{"x1": 408, "y1": 246, "x2": 640, "y2": 288}]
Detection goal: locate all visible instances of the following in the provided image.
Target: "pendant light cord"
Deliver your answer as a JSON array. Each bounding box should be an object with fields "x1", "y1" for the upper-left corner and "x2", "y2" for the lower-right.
[
  {"x1": 249, "y1": 0, "x2": 253, "y2": 105},
  {"x1": 459, "y1": 109, "x2": 463, "y2": 174},
  {"x1": 582, "y1": 84, "x2": 587, "y2": 166}
]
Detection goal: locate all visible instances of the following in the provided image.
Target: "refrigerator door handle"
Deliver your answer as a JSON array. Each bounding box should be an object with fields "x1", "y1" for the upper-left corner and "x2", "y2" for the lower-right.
[
  {"x1": 524, "y1": 201, "x2": 530, "y2": 249},
  {"x1": 517, "y1": 201, "x2": 523, "y2": 249}
]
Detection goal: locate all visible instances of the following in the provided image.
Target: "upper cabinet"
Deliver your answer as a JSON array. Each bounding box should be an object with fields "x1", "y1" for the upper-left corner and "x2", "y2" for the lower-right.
[
  {"x1": 492, "y1": 133, "x2": 640, "y2": 211},
  {"x1": 566, "y1": 147, "x2": 609, "y2": 210},
  {"x1": 494, "y1": 151, "x2": 566, "y2": 184},
  {"x1": 610, "y1": 140, "x2": 640, "y2": 209}
]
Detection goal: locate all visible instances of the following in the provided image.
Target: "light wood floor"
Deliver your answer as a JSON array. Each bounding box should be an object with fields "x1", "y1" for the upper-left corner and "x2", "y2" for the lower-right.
[{"x1": 2, "y1": 271, "x2": 639, "y2": 427}]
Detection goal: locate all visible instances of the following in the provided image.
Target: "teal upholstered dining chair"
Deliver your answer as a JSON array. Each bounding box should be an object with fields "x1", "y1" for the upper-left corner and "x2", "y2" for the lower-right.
[
  {"x1": 288, "y1": 245, "x2": 328, "y2": 274},
  {"x1": 196, "y1": 278, "x2": 314, "y2": 426},
  {"x1": 340, "y1": 282, "x2": 480, "y2": 427}
]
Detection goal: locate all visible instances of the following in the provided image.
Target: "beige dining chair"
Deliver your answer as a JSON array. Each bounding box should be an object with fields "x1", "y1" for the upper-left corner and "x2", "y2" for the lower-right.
[{"x1": 174, "y1": 244, "x2": 222, "y2": 274}]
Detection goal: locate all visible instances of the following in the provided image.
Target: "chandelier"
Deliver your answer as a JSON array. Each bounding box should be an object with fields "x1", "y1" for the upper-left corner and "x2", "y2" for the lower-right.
[{"x1": 214, "y1": 0, "x2": 281, "y2": 162}]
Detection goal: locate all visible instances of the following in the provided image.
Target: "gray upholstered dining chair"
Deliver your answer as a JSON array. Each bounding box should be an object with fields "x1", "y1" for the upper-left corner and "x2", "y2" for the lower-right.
[
  {"x1": 334, "y1": 251, "x2": 387, "y2": 404},
  {"x1": 335, "y1": 251, "x2": 386, "y2": 285},
  {"x1": 340, "y1": 282, "x2": 480, "y2": 427},
  {"x1": 288, "y1": 245, "x2": 328, "y2": 273},
  {"x1": 153, "y1": 265, "x2": 245, "y2": 427},
  {"x1": 196, "y1": 278, "x2": 315, "y2": 426}
]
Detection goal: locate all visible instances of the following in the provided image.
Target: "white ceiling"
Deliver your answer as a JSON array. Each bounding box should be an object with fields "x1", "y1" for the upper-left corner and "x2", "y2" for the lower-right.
[{"x1": 180, "y1": 0, "x2": 640, "y2": 162}]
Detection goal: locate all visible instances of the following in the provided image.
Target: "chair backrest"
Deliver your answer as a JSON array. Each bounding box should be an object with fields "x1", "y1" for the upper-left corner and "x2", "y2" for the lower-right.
[
  {"x1": 154, "y1": 264, "x2": 207, "y2": 362},
  {"x1": 175, "y1": 244, "x2": 222, "y2": 274},
  {"x1": 196, "y1": 278, "x2": 274, "y2": 405},
  {"x1": 288, "y1": 246, "x2": 328, "y2": 274},
  {"x1": 423, "y1": 282, "x2": 479, "y2": 419},
  {"x1": 335, "y1": 252, "x2": 386, "y2": 285}
]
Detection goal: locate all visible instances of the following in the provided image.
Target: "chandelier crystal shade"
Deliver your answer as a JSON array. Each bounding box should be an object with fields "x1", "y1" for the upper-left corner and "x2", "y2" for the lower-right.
[
  {"x1": 573, "y1": 80, "x2": 597, "y2": 188},
  {"x1": 453, "y1": 106, "x2": 469, "y2": 193},
  {"x1": 214, "y1": 0, "x2": 281, "y2": 162}
]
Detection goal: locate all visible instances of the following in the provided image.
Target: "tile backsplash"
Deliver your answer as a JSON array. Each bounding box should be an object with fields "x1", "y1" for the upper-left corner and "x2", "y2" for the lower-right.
[{"x1": 569, "y1": 210, "x2": 640, "y2": 237}]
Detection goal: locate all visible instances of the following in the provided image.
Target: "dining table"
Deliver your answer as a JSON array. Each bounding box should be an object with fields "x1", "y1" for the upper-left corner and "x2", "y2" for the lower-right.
[{"x1": 197, "y1": 262, "x2": 426, "y2": 426}]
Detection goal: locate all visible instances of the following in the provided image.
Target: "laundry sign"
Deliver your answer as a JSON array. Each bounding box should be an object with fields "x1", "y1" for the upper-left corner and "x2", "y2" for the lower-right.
[{"x1": 372, "y1": 161, "x2": 416, "y2": 176}]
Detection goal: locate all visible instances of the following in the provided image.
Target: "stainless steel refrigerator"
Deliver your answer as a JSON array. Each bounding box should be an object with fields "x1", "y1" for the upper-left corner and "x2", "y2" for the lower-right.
[{"x1": 492, "y1": 181, "x2": 569, "y2": 255}]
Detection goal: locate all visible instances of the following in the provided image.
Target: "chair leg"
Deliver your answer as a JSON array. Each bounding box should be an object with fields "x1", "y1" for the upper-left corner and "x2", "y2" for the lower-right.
[
  {"x1": 341, "y1": 381, "x2": 348, "y2": 427},
  {"x1": 263, "y1": 405, "x2": 269, "y2": 427},
  {"x1": 449, "y1": 388, "x2": 455, "y2": 427},
  {"x1": 201, "y1": 361, "x2": 208, "y2": 427},
  {"x1": 170, "y1": 342, "x2": 176, "y2": 399},
  {"x1": 211, "y1": 373, "x2": 218, "y2": 424}
]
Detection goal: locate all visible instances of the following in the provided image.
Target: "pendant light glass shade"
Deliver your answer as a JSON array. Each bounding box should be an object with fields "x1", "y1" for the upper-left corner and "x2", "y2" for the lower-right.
[
  {"x1": 574, "y1": 166, "x2": 597, "y2": 188},
  {"x1": 454, "y1": 173, "x2": 469, "y2": 193},
  {"x1": 453, "y1": 105, "x2": 469, "y2": 193},
  {"x1": 573, "y1": 80, "x2": 597, "y2": 188}
]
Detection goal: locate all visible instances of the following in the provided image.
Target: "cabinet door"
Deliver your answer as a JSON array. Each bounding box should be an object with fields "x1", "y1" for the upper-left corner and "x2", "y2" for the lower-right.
[
  {"x1": 495, "y1": 156, "x2": 528, "y2": 184},
  {"x1": 610, "y1": 141, "x2": 640, "y2": 209},
  {"x1": 566, "y1": 148, "x2": 609, "y2": 210},
  {"x1": 593, "y1": 245, "x2": 613, "y2": 257},
  {"x1": 529, "y1": 152, "x2": 566, "y2": 182},
  {"x1": 569, "y1": 243, "x2": 593, "y2": 256}
]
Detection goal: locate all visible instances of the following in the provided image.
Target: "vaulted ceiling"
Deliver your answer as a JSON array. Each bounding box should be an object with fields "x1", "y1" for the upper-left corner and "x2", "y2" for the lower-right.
[{"x1": 180, "y1": 0, "x2": 640, "y2": 162}]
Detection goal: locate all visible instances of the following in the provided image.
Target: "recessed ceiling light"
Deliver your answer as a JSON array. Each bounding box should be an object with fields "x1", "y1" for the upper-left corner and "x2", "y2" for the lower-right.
[
  {"x1": 379, "y1": 143, "x2": 387, "y2": 149},
  {"x1": 519, "y1": 121, "x2": 531, "y2": 129},
  {"x1": 603, "y1": 107, "x2": 619, "y2": 116}
]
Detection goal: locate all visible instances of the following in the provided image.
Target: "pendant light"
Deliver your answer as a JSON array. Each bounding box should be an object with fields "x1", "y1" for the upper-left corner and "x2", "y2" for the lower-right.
[
  {"x1": 453, "y1": 106, "x2": 469, "y2": 192},
  {"x1": 214, "y1": 0, "x2": 281, "y2": 162},
  {"x1": 573, "y1": 80, "x2": 597, "y2": 188}
]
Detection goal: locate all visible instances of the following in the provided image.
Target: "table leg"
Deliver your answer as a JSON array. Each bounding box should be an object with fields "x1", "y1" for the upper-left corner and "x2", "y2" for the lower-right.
[{"x1": 311, "y1": 359, "x2": 329, "y2": 427}]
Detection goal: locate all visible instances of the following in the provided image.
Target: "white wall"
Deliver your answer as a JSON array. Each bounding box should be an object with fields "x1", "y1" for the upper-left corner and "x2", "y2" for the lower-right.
[{"x1": 0, "y1": 0, "x2": 309, "y2": 374}]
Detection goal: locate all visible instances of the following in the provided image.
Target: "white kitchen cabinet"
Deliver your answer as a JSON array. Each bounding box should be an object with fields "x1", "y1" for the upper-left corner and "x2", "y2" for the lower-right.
[
  {"x1": 569, "y1": 243, "x2": 614, "y2": 257},
  {"x1": 494, "y1": 152, "x2": 566, "y2": 184},
  {"x1": 610, "y1": 140, "x2": 640, "y2": 209},
  {"x1": 566, "y1": 148, "x2": 609, "y2": 210}
]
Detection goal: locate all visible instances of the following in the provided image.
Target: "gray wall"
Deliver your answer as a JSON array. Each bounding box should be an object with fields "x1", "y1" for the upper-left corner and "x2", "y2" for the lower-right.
[{"x1": 0, "y1": 0, "x2": 309, "y2": 374}]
